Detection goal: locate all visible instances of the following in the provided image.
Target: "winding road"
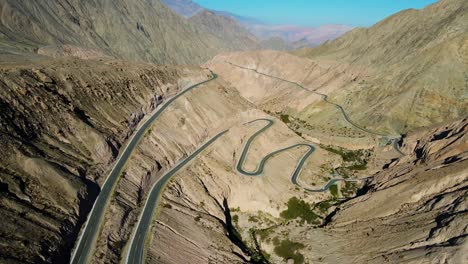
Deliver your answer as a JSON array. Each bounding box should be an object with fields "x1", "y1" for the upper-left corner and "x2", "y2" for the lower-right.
[
  {"x1": 236, "y1": 119, "x2": 365, "y2": 192},
  {"x1": 225, "y1": 61, "x2": 405, "y2": 149},
  {"x1": 83, "y1": 63, "x2": 406, "y2": 264},
  {"x1": 69, "y1": 73, "x2": 218, "y2": 264}
]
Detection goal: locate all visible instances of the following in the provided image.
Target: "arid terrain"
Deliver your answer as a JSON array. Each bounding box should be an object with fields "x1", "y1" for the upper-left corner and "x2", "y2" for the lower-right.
[{"x1": 0, "y1": 0, "x2": 466, "y2": 264}]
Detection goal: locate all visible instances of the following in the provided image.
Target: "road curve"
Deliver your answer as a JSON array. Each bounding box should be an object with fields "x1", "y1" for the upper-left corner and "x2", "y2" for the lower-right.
[
  {"x1": 125, "y1": 130, "x2": 228, "y2": 264},
  {"x1": 236, "y1": 119, "x2": 364, "y2": 192},
  {"x1": 125, "y1": 119, "x2": 356, "y2": 264},
  {"x1": 69, "y1": 73, "x2": 218, "y2": 264},
  {"x1": 225, "y1": 61, "x2": 405, "y2": 155}
]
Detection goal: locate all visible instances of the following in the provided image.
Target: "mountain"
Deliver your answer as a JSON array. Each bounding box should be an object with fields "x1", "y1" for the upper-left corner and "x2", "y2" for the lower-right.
[
  {"x1": 211, "y1": 10, "x2": 265, "y2": 26},
  {"x1": 291, "y1": 0, "x2": 468, "y2": 131},
  {"x1": 0, "y1": 0, "x2": 259, "y2": 65},
  {"x1": 188, "y1": 10, "x2": 261, "y2": 52},
  {"x1": 260, "y1": 37, "x2": 294, "y2": 51},
  {"x1": 160, "y1": 0, "x2": 204, "y2": 18},
  {"x1": 246, "y1": 24, "x2": 354, "y2": 47},
  {"x1": 161, "y1": 0, "x2": 352, "y2": 48},
  {"x1": 209, "y1": 0, "x2": 467, "y2": 135}
]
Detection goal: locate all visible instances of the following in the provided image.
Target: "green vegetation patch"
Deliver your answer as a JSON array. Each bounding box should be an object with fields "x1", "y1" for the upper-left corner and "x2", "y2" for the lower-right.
[
  {"x1": 321, "y1": 145, "x2": 369, "y2": 171},
  {"x1": 232, "y1": 214, "x2": 239, "y2": 224},
  {"x1": 280, "y1": 114, "x2": 291, "y2": 123},
  {"x1": 346, "y1": 163, "x2": 367, "y2": 170},
  {"x1": 248, "y1": 215, "x2": 259, "y2": 223},
  {"x1": 256, "y1": 227, "x2": 275, "y2": 240},
  {"x1": 320, "y1": 145, "x2": 367, "y2": 162},
  {"x1": 316, "y1": 200, "x2": 333, "y2": 213},
  {"x1": 273, "y1": 238, "x2": 305, "y2": 264},
  {"x1": 280, "y1": 197, "x2": 319, "y2": 224},
  {"x1": 329, "y1": 184, "x2": 339, "y2": 198}
]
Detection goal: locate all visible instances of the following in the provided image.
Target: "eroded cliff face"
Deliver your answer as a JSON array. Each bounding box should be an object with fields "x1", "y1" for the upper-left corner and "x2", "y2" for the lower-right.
[
  {"x1": 0, "y1": 57, "x2": 209, "y2": 263},
  {"x1": 313, "y1": 118, "x2": 467, "y2": 263}
]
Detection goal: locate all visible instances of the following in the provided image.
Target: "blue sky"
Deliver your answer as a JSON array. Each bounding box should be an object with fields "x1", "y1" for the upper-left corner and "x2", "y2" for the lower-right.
[{"x1": 194, "y1": 0, "x2": 438, "y2": 27}]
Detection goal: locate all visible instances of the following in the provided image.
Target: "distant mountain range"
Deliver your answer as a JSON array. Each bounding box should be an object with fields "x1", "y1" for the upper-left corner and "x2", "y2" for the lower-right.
[
  {"x1": 161, "y1": 0, "x2": 353, "y2": 48},
  {"x1": 160, "y1": 0, "x2": 204, "y2": 18},
  {"x1": 246, "y1": 24, "x2": 354, "y2": 47}
]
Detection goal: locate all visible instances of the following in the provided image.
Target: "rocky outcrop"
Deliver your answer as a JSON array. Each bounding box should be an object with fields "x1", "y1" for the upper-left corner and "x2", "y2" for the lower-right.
[
  {"x1": 188, "y1": 10, "x2": 261, "y2": 53},
  {"x1": 310, "y1": 118, "x2": 467, "y2": 263}
]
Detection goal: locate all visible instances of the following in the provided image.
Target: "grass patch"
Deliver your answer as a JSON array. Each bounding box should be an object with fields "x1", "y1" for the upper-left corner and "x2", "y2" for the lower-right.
[
  {"x1": 256, "y1": 227, "x2": 275, "y2": 240},
  {"x1": 329, "y1": 184, "x2": 339, "y2": 198},
  {"x1": 321, "y1": 145, "x2": 367, "y2": 163},
  {"x1": 273, "y1": 238, "x2": 305, "y2": 264},
  {"x1": 347, "y1": 163, "x2": 367, "y2": 171},
  {"x1": 321, "y1": 145, "x2": 369, "y2": 173},
  {"x1": 280, "y1": 197, "x2": 319, "y2": 224}
]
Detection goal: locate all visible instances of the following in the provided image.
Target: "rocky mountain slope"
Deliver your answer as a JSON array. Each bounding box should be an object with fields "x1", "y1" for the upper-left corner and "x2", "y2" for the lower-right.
[
  {"x1": 0, "y1": 0, "x2": 259, "y2": 65},
  {"x1": 308, "y1": 118, "x2": 468, "y2": 263},
  {"x1": 207, "y1": 0, "x2": 467, "y2": 136},
  {"x1": 292, "y1": 0, "x2": 468, "y2": 131},
  {"x1": 160, "y1": 0, "x2": 204, "y2": 18},
  {"x1": 0, "y1": 57, "x2": 210, "y2": 263},
  {"x1": 188, "y1": 10, "x2": 261, "y2": 52}
]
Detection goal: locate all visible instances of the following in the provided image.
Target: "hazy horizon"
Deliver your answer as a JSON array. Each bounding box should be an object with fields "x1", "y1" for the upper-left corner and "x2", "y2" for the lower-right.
[{"x1": 194, "y1": 0, "x2": 439, "y2": 27}]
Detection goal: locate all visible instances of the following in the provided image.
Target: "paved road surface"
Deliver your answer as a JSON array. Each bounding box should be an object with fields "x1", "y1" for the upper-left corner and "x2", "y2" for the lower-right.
[{"x1": 236, "y1": 119, "x2": 366, "y2": 192}]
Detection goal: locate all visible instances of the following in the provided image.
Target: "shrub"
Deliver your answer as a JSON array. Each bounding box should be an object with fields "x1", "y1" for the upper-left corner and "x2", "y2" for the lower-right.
[
  {"x1": 316, "y1": 201, "x2": 332, "y2": 213},
  {"x1": 280, "y1": 197, "x2": 319, "y2": 224},
  {"x1": 232, "y1": 214, "x2": 239, "y2": 224},
  {"x1": 280, "y1": 114, "x2": 290, "y2": 123}
]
